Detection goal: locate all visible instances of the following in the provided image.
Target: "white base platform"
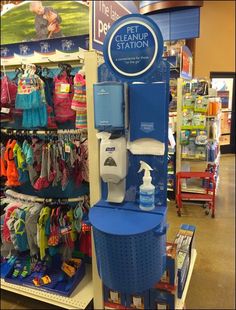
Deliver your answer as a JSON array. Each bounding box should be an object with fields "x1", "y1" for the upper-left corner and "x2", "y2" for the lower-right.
[{"x1": 0, "y1": 265, "x2": 93, "y2": 310}]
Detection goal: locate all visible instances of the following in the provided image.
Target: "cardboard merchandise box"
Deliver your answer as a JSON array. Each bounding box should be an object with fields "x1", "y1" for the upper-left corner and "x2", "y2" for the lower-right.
[
  {"x1": 104, "y1": 285, "x2": 126, "y2": 310},
  {"x1": 174, "y1": 224, "x2": 196, "y2": 299},
  {"x1": 125, "y1": 291, "x2": 150, "y2": 310},
  {"x1": 155, "y1": 242, "x2": 177, "y2": 292},
  {"x1": 150, "y1": 288, "x2": 175, "y2": 310}
]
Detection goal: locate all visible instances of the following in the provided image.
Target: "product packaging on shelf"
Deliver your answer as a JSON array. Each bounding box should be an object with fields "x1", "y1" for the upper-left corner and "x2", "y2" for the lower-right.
[
  {"x1": 103, "y1": 285, "x2": 150, "y2": 310},
  {"x1": 194, "y1": 96, "x2": 208, "y2": 112},
  {"x1": 149, "y1": 288, "x2": 176, "y2": 310},
  {"x1": 183, "y1": 94, "x2": 195, "y2": 109},
  {"x1": 103, "y1": 285, "x2": 127, "y2": 309},
  {"x1": 174, "y1": 224, "x2": 196, "y2": 298},
  {"x1": 155, "y1": 242, "x2": 177, "y2": 291},
  {"x1": 4, "y1": 254, "x2": 86, "y2": 296},
  {"x1": 125, "y1": 290, "x2": 150, "y2": 309}
]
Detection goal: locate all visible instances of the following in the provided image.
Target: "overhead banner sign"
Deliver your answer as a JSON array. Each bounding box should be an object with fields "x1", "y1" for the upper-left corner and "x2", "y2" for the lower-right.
[
  {"x1": 1, "y1": 1, "x2": 89, "y2": 62},
  {"x1": 1, "y1": 1, "x2": 89, "y2": 45},
  {"x1": 103, "y1": 14, "x2": 163, "y2": 80},
  {"x1": 92, "y1": 1, "x2": 138, "y2": 52}
]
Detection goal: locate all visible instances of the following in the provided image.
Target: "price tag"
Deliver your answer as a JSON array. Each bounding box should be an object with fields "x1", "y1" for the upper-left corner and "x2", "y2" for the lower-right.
[
  {"x1": 65, "y1": 143, "x2": 71, "y2": 153},
  {"x1": 60, "y1": 83, "x2": 70, "y2": 93},
  {"x1": 1, "y1": 107, "x2": 10, "y2": 114}
]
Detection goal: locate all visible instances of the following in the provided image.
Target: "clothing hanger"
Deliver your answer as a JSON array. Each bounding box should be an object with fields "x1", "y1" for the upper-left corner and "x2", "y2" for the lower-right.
[
  {"x1": 35, "y1": 65, "x2": 42, "y2": 76},
  {"x1": 78, "y1": 64, "x2": 85, "y2": 78},
  {"x1": 42, "y1": 67, "x2": 50, "y2": 78},
  {"x1": 12, "y1": 68, "x2": 23, "y2": 81}
]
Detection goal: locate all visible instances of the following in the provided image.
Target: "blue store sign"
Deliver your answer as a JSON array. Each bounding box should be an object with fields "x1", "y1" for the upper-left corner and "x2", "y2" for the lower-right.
[{"x1": 103, "y1": 14, "x2": 164, "y2": 79}]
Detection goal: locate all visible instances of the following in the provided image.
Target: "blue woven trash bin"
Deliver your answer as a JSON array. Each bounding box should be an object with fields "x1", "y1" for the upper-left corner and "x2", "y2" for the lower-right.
[{"x1": 89, "y1": 205, "x2": 167, "y2": 293}]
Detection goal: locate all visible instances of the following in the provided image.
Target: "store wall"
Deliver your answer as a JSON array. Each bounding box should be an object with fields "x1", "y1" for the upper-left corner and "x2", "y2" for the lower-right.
[{"x1": 194, "y1": 1, "x2": 235, "y2": 78}]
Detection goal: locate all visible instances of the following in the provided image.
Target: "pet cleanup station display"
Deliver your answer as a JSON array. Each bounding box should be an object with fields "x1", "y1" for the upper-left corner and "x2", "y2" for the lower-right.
[{"x1": 89, "y1": 14, "x2": 170, "y2": 294}]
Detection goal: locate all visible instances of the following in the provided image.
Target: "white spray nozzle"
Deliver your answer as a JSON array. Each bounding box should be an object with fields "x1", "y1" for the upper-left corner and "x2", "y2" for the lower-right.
[
  {"x1": 96, "y1": 132, "x2": 111, "y2": 141},
  {"x1": 138, "y1": 161, "x2": 153, "y2": 178}
]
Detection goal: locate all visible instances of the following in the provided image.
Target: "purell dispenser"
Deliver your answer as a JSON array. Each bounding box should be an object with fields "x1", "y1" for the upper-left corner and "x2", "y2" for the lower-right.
[
  {"x1": 97, "y1": 132, "x2": 127, "y2": 203},
  {"x1": 93, "y1": 82, "x2": 125, "y2": 131}
]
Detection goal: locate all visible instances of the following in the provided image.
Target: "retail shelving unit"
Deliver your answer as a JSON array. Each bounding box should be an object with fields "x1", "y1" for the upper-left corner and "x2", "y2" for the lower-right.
[
  {"x1": 0, "y1": 266, "x2": 93, "y2": 310},
  {"x1": 0, "y1": 51, "x2": 95, "y2": 309},
  {"x1": 176, "y1": 78, "x2": 221, "y2": 195}
]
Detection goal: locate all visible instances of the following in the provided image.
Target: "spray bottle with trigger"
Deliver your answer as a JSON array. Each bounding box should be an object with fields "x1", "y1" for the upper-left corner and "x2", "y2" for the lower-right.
[{"x1": 138, "y1": 161, "x2": 155, "y2": 211}]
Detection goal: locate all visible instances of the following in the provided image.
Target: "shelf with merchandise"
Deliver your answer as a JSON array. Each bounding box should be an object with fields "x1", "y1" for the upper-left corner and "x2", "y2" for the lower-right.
[
  {"x1": 0, "y1": 265, "x2": 92, "y2": 310},
  {"x1": 176, "y1": 79, "x2": 221, "y2": 205},
  {"x1": 175, "y1": 249, "x2": 197, "y2": 310}
]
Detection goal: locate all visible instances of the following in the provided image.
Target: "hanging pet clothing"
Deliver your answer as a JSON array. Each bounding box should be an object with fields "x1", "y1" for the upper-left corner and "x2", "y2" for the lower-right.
[
  {"x1": 15, "y1": 68, "x2": 48, "y2": 128},
  {"x1": 71, "y1": 72, "x2": 87, "y2": 129},
  {"x1": 53, "y1": 72, "x2": 75, "y2": 123},
  {"x1": 4, "y1": 140, "x2": 21, "y2": 187}
]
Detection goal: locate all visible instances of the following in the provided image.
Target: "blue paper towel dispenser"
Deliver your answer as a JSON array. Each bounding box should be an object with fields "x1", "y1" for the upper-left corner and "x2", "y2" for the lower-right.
[
  {"x1": 129, "y1": 83, "x2": 167, "y2": 143},
  {"x1": 94, "y1": 82, "x2": 125, "y2": 131}
]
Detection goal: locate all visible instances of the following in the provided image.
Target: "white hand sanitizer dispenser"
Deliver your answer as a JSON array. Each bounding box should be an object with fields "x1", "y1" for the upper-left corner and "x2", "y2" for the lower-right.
[
  {"x1": 97, "y1": 132, "x2": 127, "y2": 203},
  {"x1": 138, "y1": 161, "x2": 155, "y2": 211}
]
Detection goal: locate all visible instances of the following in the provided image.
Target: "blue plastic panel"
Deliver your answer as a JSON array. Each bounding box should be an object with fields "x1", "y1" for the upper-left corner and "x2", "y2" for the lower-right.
[
  {"x1": 94, "y1": 200, "x2": 167, "y2": 217},
  {"x1": 129, "y1": 83, "x2": 166, "y2": 142},
  {"x1": 93, "y1": 82, "x2": 124, "y2": 131},
  {"x1": 148, "y1": 8, "x2": 200, "y2": 41},
  {"x1": 97, "y1": 60, "x2": 170, "y2": 207},
  {"x1": 89, "y1": 205, "x2": 163, "y2": 235}
]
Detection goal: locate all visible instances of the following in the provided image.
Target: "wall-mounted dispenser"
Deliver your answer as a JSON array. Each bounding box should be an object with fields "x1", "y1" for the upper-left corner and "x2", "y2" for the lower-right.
[
  {"x1": 129, "y1": 83, "x2": 166, "y2": 143},
  {"x1": 94, "y1": 82, "x2": 125, "y2": 131},
  {"x1": 97, "y1": 133, "x2": 127, "y2": 203}
]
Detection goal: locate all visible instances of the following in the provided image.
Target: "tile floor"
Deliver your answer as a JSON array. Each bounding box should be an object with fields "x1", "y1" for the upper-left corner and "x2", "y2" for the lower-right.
[{"x1": 1, "y1": 155, "x2": 235, "y2": 309}]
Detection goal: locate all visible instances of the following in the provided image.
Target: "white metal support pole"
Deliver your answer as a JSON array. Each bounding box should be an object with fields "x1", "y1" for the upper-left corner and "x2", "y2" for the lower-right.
[{"x1": 84, "y1": 50, "x2": 103, "y2": 310}]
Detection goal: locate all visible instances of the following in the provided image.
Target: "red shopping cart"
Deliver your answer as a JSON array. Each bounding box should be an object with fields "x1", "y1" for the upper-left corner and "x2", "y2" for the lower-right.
[{"x1": 176, "y1": 171, "x2": 216, "y2": 218}]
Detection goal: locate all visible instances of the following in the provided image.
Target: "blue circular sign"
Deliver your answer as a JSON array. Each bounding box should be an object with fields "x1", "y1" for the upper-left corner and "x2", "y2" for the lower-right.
[{"x1": 103, "y1": 14, "x2": 163, "y2": 79}]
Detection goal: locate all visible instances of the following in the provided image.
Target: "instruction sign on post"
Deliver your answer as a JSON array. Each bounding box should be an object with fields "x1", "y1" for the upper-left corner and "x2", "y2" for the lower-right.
[{"x1": 103, "y1": 14, "x2": 164, "y2": 80}]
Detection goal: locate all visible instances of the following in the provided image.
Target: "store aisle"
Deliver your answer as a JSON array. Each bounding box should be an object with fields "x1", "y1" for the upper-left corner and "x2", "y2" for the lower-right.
[
  {"x1": 1, "y1": 155, "x2": 235, "y2": 310},
  {"x1": 167, "y1": 154, "x2": 235, "y2": 309}
]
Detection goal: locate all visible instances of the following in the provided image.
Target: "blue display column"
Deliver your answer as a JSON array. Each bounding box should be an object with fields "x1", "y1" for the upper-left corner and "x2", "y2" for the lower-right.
[{"x1": 89, "y1": 14, "x2": 170, "y2": 294}]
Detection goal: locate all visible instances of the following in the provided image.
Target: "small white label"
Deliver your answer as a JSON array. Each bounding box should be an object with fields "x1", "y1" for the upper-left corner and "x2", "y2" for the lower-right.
[
  {"x1": 133, "y1": 296, "x2": 143, "y2": 308},
  {"x1": 110, "y1": 291, "x2": 119, "y2": 303},
  {"x1": 65, "y1": 144, "x2": 71, "y2": 153},
  {"x1": 1, "y1": 107, "x2": 10, "y2": 114},
  {"x1": 60, "y1": 83, "x2": 70, "y2": 93},
  {"x1": 140, "y1": 122, "x2": 154, "y2": 133},
  {"x1": 157, "y1": 303, "x2": 167, "y2": 310}
]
